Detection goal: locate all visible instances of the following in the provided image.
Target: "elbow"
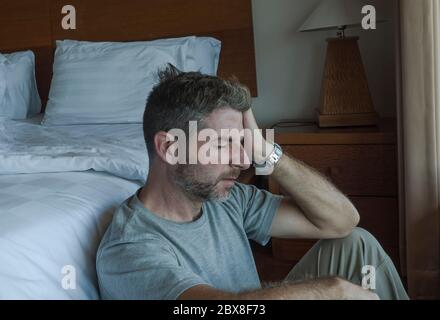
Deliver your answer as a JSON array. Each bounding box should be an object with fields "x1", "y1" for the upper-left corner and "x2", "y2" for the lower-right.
[
  {"x1": 336, "y1": 203, "x2": 360, "y2": 238},
  {"x1": 352, "y1": 207, "x2": 360, "y2": 227},
  {"x1": 348, "y1": 201, "x2": 360, "y2": 228},
  {"x1": 327, "y1": 202, "x2": 360, "y2": 239}
]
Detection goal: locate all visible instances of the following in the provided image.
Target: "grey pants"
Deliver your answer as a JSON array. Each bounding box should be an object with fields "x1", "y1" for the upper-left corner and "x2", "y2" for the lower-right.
[{"x1": 283, "y1": 227, "x2": 409, "y2": 300}]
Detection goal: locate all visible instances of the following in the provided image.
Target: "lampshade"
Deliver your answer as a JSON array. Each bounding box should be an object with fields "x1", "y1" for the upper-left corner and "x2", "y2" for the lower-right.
[{"x1": 299, "y1": 0, "x2": 378, "y2": 32}]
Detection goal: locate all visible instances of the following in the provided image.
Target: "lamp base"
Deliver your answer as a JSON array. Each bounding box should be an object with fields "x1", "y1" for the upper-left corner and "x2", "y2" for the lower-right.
[
  {"x1": 318, "y1": 37, "x2": 378, "y2": 127},
  {"x1": 317, "y1": 110, "x2": 378, "y2": 128}
]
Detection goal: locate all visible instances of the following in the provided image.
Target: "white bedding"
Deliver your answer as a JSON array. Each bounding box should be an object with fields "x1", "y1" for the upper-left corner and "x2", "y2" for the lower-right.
[
  {"x1": 0, "y1": 116, "x2": 148, "y2": 180},
  {"x1": 0, "y1": 116, "x2": 148, "y2": 299}
]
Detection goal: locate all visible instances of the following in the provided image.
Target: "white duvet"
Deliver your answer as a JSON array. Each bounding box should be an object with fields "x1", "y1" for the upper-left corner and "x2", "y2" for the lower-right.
[
  {"x1": 0, "y1": 117, "x2": 148, "y2": 299},
  {"x1": 0, "y1": 117, "x2": 148, "y2": 181}
]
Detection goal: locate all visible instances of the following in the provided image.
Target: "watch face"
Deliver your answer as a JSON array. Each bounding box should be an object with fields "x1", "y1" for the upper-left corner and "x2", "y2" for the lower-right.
[
  {"x1": 254, "y1": 143, "x2": 282, "y2": 170},
  {"x1": 272, "y1": 144, "x2": 282, "y2": 163}
]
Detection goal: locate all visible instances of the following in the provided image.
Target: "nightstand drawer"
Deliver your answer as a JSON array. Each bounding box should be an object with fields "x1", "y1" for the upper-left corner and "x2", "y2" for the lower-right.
[{"x1": 281, "y1": 144, "x2": 397, "y2": 196}]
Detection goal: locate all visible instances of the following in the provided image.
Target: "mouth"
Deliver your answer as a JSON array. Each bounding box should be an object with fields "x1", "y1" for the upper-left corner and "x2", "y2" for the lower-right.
[
  {"x1": 218, "y1": 177, "x2": 238, "y2": 186},
  {"x1": 221, "y1": 175, "x2": 239, "y2": 181},
  {"x1": 217, "y1": 171, "x2": 240, "y2": 184}
]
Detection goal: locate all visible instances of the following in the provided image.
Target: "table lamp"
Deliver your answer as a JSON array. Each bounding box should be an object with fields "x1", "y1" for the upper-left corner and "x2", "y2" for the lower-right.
[{"x1": 300, "y1": 0, "x2": 382, "y2": 127}]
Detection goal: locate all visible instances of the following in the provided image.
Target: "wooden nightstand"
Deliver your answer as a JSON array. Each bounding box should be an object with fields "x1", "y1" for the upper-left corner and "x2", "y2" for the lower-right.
[{"x1": 254, "y1": 118, "x2": 400, "y2": 282}]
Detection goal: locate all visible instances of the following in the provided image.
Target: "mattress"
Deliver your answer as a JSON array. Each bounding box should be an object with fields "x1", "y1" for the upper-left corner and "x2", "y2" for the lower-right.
[
  {"x1": 0, "y1": 171, "x2": 141, "y2": 299},
  {"x1": 0, "y1": 116, "x2": 148, "y2": 299}
]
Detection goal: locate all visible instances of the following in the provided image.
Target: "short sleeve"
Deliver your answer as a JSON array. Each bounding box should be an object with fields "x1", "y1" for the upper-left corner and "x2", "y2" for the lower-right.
[
  {"x1": 230, "y1": 183, "x2": 283, "y2": 246},
  {"x1": 96, "y1": 237, "x2": 208, "y2": 300}
]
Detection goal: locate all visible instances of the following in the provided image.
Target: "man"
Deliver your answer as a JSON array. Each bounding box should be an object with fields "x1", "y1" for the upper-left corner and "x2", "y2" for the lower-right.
[{"x1": 96, "y1": 65, "x2": 409, "y2": 300}]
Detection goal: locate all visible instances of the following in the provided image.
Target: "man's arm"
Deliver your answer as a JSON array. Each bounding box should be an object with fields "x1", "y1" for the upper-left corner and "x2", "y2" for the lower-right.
[
  {"x1": 243, "y1": 109, "x2": 360, "y2": 239},
  {"x1": 178, "y1": 278, "x2": 379, "y2": 300},
  {"x1": 269, "y1": 153, "x2": 360, "y2": 239}
]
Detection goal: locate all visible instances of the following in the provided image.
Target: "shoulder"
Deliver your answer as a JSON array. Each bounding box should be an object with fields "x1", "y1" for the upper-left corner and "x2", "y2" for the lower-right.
[
  {"x1": 97, "y1": 193, "x2": 166, "y2": 256},
  {"x1": 96, "y1": 223, "x2": 175, "y2": 274}
]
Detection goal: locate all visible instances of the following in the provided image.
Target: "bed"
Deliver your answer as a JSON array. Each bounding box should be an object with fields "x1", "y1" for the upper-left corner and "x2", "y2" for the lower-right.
[
  {"x1": 0, "y1": 0, "x2": 258, "y2": 299},
  {"x1": 0, "y1": 115, "x2": 146, "y2": 299}
]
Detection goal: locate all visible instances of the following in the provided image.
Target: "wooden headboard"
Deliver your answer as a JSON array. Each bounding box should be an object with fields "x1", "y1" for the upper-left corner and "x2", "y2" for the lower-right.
[{"x1": 0, "y1": 0, "x2": 257, "y2": 112}]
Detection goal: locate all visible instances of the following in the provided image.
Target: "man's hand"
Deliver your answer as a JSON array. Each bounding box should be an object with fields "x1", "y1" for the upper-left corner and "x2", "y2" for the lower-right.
[
  {"x1": 242, "y1": 108, "x2": 259, "y2": 131},
  {"x1": 242, "y1": 108, "x2": 274, "y2": 164}
]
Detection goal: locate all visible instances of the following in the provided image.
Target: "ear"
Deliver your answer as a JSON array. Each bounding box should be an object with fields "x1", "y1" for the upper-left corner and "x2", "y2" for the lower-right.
[{"x1": 153, "y1": 131, "x2": 180, "y2": 165}]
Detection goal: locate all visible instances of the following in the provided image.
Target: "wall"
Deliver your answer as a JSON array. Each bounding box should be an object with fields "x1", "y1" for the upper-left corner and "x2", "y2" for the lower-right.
[{"x1": 251, "y1": 0, "x2": 398, "y2": 128}]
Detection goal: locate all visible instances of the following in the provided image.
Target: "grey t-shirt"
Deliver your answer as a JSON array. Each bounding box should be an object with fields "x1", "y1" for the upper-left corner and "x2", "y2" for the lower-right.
[{"x1": 96, "y1": 182, "x2": 283, "y2": 300}]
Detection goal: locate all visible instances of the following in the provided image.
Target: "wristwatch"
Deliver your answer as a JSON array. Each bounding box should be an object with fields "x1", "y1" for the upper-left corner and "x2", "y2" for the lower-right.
[{"x1": 254, "y1": 143, "x2": 283, "y2": 168}]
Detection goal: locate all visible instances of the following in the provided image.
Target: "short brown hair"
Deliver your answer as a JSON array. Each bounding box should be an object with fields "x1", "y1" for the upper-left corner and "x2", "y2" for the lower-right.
[{"x1": 143, "y1": 64, "x2": 251, "y2": 159}]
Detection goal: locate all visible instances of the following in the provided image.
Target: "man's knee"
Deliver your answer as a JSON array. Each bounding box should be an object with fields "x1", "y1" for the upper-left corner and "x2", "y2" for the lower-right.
[
  {"x1": 321, "y1": 227, "x2": 384, "y2": 256},
  {"x1": 343, "y1": 227, "x2": 380, "y2": 245}
]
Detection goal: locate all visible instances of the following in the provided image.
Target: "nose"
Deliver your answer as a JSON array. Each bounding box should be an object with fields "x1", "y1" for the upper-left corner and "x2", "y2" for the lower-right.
[{"x1": 230, "y1": 143, "x2": 251, "y2": 171}]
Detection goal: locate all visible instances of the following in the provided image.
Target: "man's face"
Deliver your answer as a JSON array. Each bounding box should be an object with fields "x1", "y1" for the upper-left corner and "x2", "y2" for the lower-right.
[{"x1": 172, "y1": 107, "x2": 249, "y2": 201}]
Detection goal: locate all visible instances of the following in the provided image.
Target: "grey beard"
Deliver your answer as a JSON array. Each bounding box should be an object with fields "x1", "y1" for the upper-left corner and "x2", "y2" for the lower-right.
[
  {"x1": 173, "y1": 167, "x2": 225, "y2": 201},
  {"x1": 175, "y1": 178, "x2": 223, "y2": 201}
]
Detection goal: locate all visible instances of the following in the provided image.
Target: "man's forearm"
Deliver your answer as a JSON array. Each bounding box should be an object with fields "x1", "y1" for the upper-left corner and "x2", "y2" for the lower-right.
[
  {"x1": 210, "y1": 277, "x2": 377, "y2": 300},
  {"x1": 233, "y1": 277, "x2": 343, "y2": 300},
  {"x1": 271, "y1": 152, "x2": 359, "y2": 236},
  {"x1": 180, "y1": 277, "x2": 379, "y2": 300}
]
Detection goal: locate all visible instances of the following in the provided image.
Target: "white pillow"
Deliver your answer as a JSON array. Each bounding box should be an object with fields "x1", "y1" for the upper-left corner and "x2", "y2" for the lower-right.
[
  {"x1": 0, "y1": 50, "x2": 41, "y2": 119},
  {"x1": 42, "y1": 36, "x2": 221, "y2": 126},
  {"x1": 121, "y1": 36, "x2": 221, "y2": 75},
  {"x1": 190, "y1": 37, "x2": 221, "y2": 75}
]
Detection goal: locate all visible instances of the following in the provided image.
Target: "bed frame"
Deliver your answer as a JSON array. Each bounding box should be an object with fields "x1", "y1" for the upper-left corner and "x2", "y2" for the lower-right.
[{"x1": 0, "y1": 0, "x2": 258, "y2": 111}]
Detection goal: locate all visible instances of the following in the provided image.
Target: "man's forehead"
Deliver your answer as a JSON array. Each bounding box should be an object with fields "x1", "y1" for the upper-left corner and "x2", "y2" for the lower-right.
[{"x1": 203, "y1": 107, "x2": 243, "y2": 132}]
